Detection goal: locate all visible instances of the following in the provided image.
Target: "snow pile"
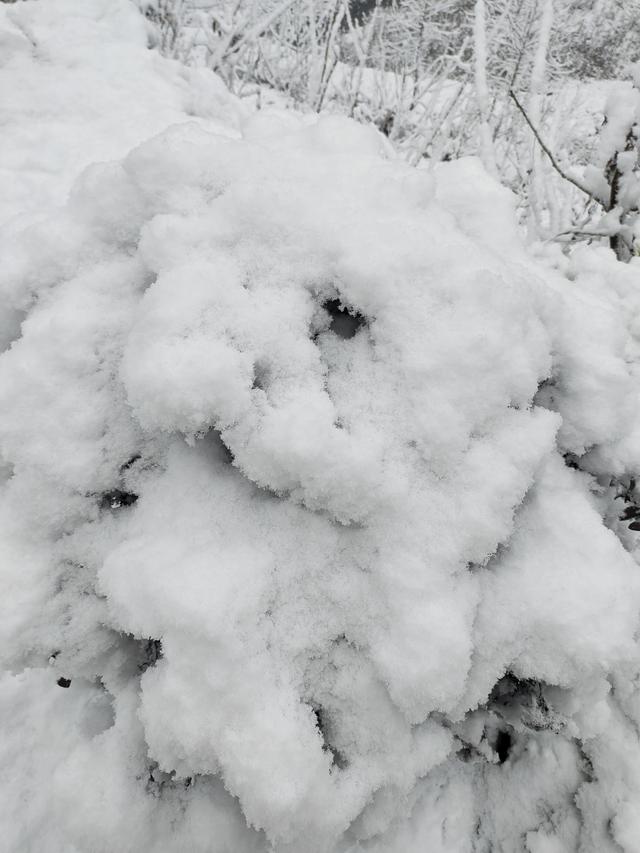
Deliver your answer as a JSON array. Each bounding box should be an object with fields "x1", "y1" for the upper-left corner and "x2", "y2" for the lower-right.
[
  {"x1": 0, "y1": 0, "x2": 244, "y2": 227},
  {"x1": 3, "y1": 2, "x2": 640, "y2": 852}
]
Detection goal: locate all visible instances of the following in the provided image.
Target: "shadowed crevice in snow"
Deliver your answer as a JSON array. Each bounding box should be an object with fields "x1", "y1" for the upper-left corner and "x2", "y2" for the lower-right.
[
  {"x1": 533, "y1": 375, "x2": 558, "y2": 410},
  {"x1": 99, "y1": 489, "x2": 139, "y2": 510},
  {"x1": 0, "y1": 307, "x2": 27, "y2": 354},
  {"x1": 312, "y1": 706, "x2": 349, "y2": 771},
  {"x1": 138, "y1": 637, "x2": 163, "y2": 673},
  {"x1": 322, "y1": 299, "x2": 367, "y2": 340},
  {"x1": 143, "y1": 760, "x2": 194, "y2": 799},
  {"x1": 488, "y1": 673, "x2": 564, "y2": 734},
  {"x1": 453, "y1": 673, "x2": 567, "y2": 770},
  {"x1": 251, "y1": 360, "x2": 271, "y2": 392},
  {"x1": 200, "y1": 428, "x2": 235, "y2": 465},
  {"x1": 494, "y1": 729, "x2": 512, "y2": 764},
  {"x1": 613, "y1": 477, "x2": 640, "y2": 543},
  {"x1": 563, "y1": 451, "x2": 581, "y2": 470},
  {"x1": 120, "y1": 453, "x2": 142, "y2": 473}
]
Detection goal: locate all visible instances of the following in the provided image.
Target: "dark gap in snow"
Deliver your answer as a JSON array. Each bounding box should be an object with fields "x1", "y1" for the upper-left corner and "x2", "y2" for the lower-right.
[
  {"x1": 140, "y1": 270, "x2": 158, "y2": 291},
  {"x1": 313, "y1": 707, "x2": 348, "y2": 770},
  {"x1": 376, "y1": 111, "x2": 395, "y2": 138},
  {"x1": 610, "y1": 475, "x2": 640, "y2": 530},
  {"x1": 99, "y1": 489, "x2": 138, "y2": 510},
  {"x1": 119, "y1": 454, "x2": 141, "y2": 473},
  {"x1": 202, "y1": 428, "x2": 234, "y2": 465},
  {"x1": 252, "y1": 360, "x2": 270, "y2": 392},
  {"x1": 144, "y1": 760, "x2": 194, "y2": 798},
  {"x1": 563, "y1": 452, "x2": 581, "y2": 470},
  {"x1": 56, "y1": 676, "x2": 71, "y2": 689},
  {"x1": 0, "y1": 307, "x2": 27, "y2": 354},
  {"x1": 614, "y1": 475, "x2": 637, "y2": 504},
  {"x1": 145, "y1": 761, "x2": 172, "y2": 798},
  {"x1": 138, "y1": 638, "x2": 163, "y2": 673},
  {"x1": 341, "y1": 0, "x2": 392, "y2": 28},
  {"x1": 495, "y1": 729, "x2": 512, "y2": 764},
  {"x1": 473, "y1": 539, "x2": 510, "y2": 573},
  {"x1": 323, "y1": 299, "x2": 366, "y2": 340},
  {"x1": 577, "y1": 743, "x2": 594, "y2": 782},
  {"x1": 620, "y1": 505, "x2": 640, "y2": 521},
  {"x1": 457, "y1": 745, "x2": 474, "y2": 762},
  {"x1": 489, "y1": 672, "x2": 563, "y2": 733},
  {"x1": 457, "y1": 744, "x2": 483, "y2": 763},
  {"x1": 533, "y1": 376, "x2": 558, "y2": 409}
]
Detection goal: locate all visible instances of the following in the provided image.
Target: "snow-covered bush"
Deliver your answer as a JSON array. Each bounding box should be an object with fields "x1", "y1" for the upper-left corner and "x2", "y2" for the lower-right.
[
  {"x1": 143, "y1": 0, "x2": 640, "y2": 242},
  {"x1": 581, "y1": 64, "x2": 640, "y2": 260},
  {"x1": 3, "y1": 2, "x2": 640, "y2": 852}
]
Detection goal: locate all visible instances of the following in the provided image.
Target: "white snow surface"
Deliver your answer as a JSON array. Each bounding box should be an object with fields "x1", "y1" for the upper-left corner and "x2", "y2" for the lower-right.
[{"x1": 2, "y1": 2, "x2": 640, "y2": 852}]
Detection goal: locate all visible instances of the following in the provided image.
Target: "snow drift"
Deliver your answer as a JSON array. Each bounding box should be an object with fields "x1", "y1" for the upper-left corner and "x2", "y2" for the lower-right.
[{"x1": 2, "y1": 2, "x2": 640, "y2": 852}]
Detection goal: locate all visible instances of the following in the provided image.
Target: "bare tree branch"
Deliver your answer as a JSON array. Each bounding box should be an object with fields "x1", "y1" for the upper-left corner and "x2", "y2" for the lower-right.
[{"x1": 509, "y1": 88, "x2": 593, "y2": 199}]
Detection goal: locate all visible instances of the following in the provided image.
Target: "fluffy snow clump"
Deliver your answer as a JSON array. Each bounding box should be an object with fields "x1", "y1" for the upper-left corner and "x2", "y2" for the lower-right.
[{"x1": 3, "y1": 2, "x2": 640, "y2": 853}]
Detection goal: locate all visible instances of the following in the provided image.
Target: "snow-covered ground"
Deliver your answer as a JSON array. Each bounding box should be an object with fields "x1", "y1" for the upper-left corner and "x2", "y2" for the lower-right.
[{"x1": 3, "y1": 2, "x2": 640, "y2": 852}]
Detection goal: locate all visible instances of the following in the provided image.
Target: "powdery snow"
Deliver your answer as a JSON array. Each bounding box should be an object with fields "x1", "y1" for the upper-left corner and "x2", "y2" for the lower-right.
[{"x1": 2, "y1": 2, "x2": 640, "y2": 853}]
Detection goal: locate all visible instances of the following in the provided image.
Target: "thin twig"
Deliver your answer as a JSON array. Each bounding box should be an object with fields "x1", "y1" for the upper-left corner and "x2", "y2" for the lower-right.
[
  {"x1": 552, "y1": 229, "x2": 613, "y2": 240},
  {"x1": 509, "y1": 88, "x2": 593, "y2": 199}
]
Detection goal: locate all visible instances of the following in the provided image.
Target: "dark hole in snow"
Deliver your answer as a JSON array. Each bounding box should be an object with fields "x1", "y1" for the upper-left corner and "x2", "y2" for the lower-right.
[
  {"x1": 614, "y1": 476, "x2": 636, "y2": 503},
  {"x1": 612, "y1": 477, "x2": 640, "y2": 528},
  {"x1": 313, "y1": 707, "x2": 348, "y2": 770},
  {"x1": 620, "y1": 505, "x2": 640, "y2": 521},
  {"x1": 489, "y1": 672, "x2": 561, "y2": 733},
  {"x1": 203, "y1": 429, "x2": 234, "y2": 465},
  {"x1": 377, "y1": 111, "x2": 395, "y2": 137},
  {"x1": 146, "y1": 761, "x2": 173, "y2": 797},
  {"x1": 323, "y1": 299, "x2": 366, "y2": 340},
  {"x1": 563, "y1": 452, "x2": 580, "y2": 470},
  {"x1": 495, "y1": 729, "x2": 512, "y2": 764},
  {"x1": 533, "y1": 376, "x2": 557, "y2": 409},
  {"x1": 457, "y1": 745, "x2": 475, "y2": 763},
  {"x1": 580, "y1": 747, "x2": 594, "y2": 782},
  {"x1": 120, "y1": 454, "x2": 141, "y2": 473},
  {"x1": 57, "y1": 677, "x2": 71, "y2": 689},
  {"x1": 144, "y1": 761, "x2": 193, "y2": 797},
  {"x1": 218, "y1": 440, "x2": 234, "y2": 465},
  {"x1": 138, "y1": 638, "x2": 163, "y2": 673},
  {"x1": 252, "y1": 361, "x2": 270, "y2": 392},
  {"x1": 100, "y1": 489, "x2": 138, "y2": 511}
]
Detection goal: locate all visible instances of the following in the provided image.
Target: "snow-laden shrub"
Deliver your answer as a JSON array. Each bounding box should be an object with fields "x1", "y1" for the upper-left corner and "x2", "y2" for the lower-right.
[
  {"x1": 582, "y1": 63, "x2": 640, "y2": 260},
  {"x1": 3, "y1": 2, "x2": 640, "y2": 852}
]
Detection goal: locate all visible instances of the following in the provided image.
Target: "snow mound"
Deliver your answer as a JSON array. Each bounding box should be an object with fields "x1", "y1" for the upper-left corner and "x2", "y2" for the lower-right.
[
  {"x1": 2, "y1": 3, "x2": 640, "y2": 853},
  {"x1": 0, "y1": 0, "x2": 244, "y2": 228}
]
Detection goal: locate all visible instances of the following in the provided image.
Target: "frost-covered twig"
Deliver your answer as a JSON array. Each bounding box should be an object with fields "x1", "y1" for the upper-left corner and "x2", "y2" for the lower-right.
[
  {"x1": 474, "y1": 0, "x2": 497, "y2": 176},
  {"x1": 509, "y1": 88, "x2": 592, "y2": 199}
]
